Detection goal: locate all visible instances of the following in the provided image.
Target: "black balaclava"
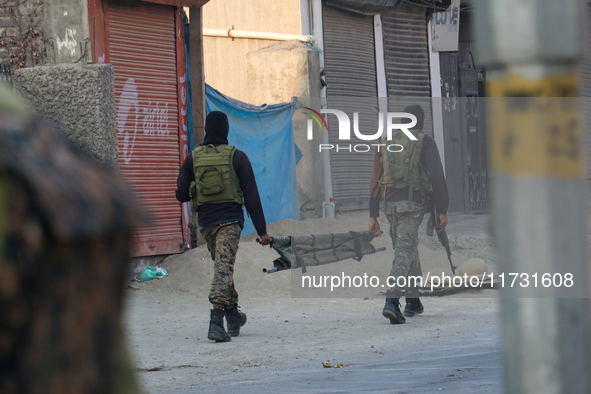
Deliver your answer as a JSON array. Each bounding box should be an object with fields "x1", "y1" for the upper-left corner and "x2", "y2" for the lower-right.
[
  {"x1": 403, "y1": 104, "x2": 425, "y2": 131},
  {"x1": 202, "y1": 111, "x2": 229, "y2": 145}
]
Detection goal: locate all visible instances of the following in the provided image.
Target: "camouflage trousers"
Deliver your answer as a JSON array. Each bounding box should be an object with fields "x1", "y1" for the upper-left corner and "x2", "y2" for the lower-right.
[
  {"x1": 382, "y1": 200, "x2": 426, "y2": 299},
  {"x1": 200, "y1": 222, "x2": 241, "y2": 307}
]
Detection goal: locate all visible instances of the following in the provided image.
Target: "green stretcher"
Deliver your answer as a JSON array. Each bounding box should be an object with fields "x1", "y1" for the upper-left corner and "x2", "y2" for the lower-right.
[{"x1": 259, "y1": 231, "x2": 386, "y2": 274}]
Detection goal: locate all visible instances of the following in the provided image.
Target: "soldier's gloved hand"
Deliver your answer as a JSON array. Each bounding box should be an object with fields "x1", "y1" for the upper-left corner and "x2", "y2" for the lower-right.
[
  {"x1": 259, "y1": 234, "x2": 271, "y2": 245},
  {"x1": 369, "y1": 217, "x2": 381, "y2": 237}
]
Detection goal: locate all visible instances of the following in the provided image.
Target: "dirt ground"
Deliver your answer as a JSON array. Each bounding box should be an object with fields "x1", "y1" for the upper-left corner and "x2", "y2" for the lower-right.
[{"x1": 124, "y1": 216, "x2": 501, "y2": 393}]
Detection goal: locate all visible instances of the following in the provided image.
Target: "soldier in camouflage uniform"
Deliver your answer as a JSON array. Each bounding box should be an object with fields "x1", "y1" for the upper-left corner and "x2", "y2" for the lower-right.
[
  {"x1": 201, "y1": 222, "x2": 241, "y2": 307},
  {"x1": 0, "y1": 83, "x2": 142, "y2": 393},
  {"x1": 369, "y1": 105, "x2": 449, "y2": 324},
  {"x1": 176, "y1": 111, "x2": 270, "y2": 342}
]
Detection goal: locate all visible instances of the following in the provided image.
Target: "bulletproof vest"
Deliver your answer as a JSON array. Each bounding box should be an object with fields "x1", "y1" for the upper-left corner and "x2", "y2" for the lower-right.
[
  {"x1": 379, "y1": 129, "x2": 431, "y2": 201},
  {"x1": 190, "y1": 144, "x2": 244, "y2": 211}
]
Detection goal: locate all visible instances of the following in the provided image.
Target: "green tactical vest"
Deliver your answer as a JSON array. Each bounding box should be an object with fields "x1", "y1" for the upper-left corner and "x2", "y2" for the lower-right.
[
  {"x1": 379, "y1": 129, "x2": 431, "y2": 202},
  {"x1": 189, "y1": 145, "x2": 244, "y2": 214}
]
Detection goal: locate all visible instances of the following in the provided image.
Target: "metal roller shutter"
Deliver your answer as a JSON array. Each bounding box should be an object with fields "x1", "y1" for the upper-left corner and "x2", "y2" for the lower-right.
[
  {"x1": 381, "y1": 3, "x2": 433, "y2": 137},
  {"x1": 322, "y1": 3, "x2": 379, "y2": 211},
  {"x1": 107, "y1": 2, "x2": 186, "y2": 256}
]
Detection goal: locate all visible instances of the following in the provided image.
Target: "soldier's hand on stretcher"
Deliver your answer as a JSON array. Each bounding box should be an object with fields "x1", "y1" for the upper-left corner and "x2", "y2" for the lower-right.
[
  {"x1": 369, "y1": 217, "x2": 381, "y2": 237},
  {"x1": 259, "y1": 233, "x2": 271, "y2": 245}
]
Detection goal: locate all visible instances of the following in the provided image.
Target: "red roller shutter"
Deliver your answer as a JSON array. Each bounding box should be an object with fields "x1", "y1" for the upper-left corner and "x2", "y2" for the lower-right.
[{"x1": 106, "y1": 2, "x2": 190, "y2": 256}]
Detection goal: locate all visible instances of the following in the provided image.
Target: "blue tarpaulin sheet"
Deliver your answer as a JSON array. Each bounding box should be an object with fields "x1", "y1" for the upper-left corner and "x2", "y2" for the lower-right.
[{"x1": 205, "y1": 84, "x2": 300, "y2": 235}]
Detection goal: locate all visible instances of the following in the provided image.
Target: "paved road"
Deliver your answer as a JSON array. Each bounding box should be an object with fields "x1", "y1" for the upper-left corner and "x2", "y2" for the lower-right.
[
  {"x1": 130, "y1": 213, "x2": 501, "y2": 394},
  {"x1": 152, "y1": 310, "x2": 502, "y2": 394}
]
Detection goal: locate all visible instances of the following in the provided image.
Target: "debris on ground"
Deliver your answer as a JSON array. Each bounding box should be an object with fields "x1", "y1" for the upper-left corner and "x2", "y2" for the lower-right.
[
  {"x1": 322, "y1": 360, "x2": 348, "y2": 368},
  {"x1": 140, "y1": 266, "x2": 169, "y2": 281}
]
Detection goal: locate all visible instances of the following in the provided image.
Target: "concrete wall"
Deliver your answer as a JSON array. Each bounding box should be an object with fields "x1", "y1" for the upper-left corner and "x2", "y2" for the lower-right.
[
  {"x1": 246, "y1": 40, "x2": 324, "y2": 218},
  {"x1": 45, "y1": 0, "x2": 91, "y2": 64},
  {"x1": 202, "y1": 0, "x2": 302, "y2": 101},
  {"x1": 202, "y1": 0, "x2": 329, "y2": 218},
  {"x1": 14, "y1": 63, "x2": 118, "y2": 168},
  {"x1": 0, "y1": 0, "x2": 90, "y2": 71}
]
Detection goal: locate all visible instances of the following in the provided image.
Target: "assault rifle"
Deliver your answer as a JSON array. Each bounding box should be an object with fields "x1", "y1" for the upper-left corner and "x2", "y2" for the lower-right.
[{"x1": 426, "y1": 198, "x2": 456, "y2": 275}]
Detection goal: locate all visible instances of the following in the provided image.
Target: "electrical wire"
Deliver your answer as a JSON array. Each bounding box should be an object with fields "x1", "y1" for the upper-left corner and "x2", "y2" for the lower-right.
[
  {"x1": 401, "y1": 0, "x2": 451, "y2": 11},
  {"x1": 400, "y1": 0, "x2": 474, "y2": 12}
]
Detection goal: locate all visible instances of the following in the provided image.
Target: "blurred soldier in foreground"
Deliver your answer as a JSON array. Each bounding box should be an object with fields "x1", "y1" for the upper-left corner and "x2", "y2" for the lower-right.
[
  {"x1": 176, "y1": 111, "x2": 270, "y2": 342},
  {"x1": 0, "y1": 83, "x2": 142, "y2": 393},
  {"x1": 369, "y1": 104, "x2": 449, "y2": 324}
]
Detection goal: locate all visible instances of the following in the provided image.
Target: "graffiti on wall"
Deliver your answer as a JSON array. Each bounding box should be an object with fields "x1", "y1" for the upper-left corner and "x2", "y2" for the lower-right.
[
  {"x1": 142, "y1": 101, "x2": 170, "y2": 136},
  {"x1": 117, "y1": 78, "x2": 140, "y2": 165},
  {"x1": 55, "y1": 28, "x2": 77, "y2": 57}
]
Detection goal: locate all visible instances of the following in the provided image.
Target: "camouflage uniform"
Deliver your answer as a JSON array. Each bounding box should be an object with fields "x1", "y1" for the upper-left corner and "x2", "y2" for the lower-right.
[
  {"x1": 200, "y1": 222, "x2": 242, "y2": 307},
  {"x1": 382, "y1": 200, "x2": 426, "y2": 299},
  {"x1": 0, "y1": 85, "x2": 141, "y2": 394}
]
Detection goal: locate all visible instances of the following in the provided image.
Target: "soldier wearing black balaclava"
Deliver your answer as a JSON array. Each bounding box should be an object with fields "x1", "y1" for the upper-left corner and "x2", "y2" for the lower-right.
[{"x1": 176, "y1": 111, "x2": 270, "y2": 342}]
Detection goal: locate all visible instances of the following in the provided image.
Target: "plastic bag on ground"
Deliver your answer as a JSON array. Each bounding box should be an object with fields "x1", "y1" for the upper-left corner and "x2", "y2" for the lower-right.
[{"x1": 140, "y1": 266, "x2": 169, "y2": 281}]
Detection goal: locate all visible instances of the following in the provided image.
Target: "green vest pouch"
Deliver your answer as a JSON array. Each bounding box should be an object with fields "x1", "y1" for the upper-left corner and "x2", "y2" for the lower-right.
[
  {"x1": 379, "y1": 130, "x2": 431, "y2": 202},
  {"x1": 191, "y1": 145, "x2": 244, "y2": 209}
]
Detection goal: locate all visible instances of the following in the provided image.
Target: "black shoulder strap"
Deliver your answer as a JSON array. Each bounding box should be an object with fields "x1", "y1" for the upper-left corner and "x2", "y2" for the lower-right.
[
  {"x1": 291, "y1": 236, "x2": 306, "y2": 274},
  {"x1": 349, "y1": 231, "x2": 364, "y2": 262}
]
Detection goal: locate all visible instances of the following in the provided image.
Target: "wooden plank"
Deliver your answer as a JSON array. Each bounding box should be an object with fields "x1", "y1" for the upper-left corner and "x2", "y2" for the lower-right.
[
  {"x1": 189, "y1": 6, "x2": 205, "y2": 148},
  {"x1": 189, "y1": 6, "x2": 206, "y2": 246},
  {"x1": 176, "y1": 6, "x2": 192, "y2": 250},
  {"x1": 137, "y1": 0, "x2": 210, "y2": 8},
  {"x1": 87, "y1": 0, "x2": 108, "y2": 64}
]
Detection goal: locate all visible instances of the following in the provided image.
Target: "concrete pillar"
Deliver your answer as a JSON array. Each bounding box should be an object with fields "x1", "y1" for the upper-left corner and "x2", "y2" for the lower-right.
[
  {"x1": 13, "y1": 63, "x2": 118, "y2": 169},
  {"x1": 475, "y1": 0, "x2": 591, "y2": 392}
]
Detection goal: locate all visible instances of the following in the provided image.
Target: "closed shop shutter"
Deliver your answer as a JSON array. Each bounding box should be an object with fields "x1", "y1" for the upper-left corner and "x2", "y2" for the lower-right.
[
  {"x1": 107, "y1": 2, "x2": 186, "y2": 256},
  {"x1": 322, "y1": 4, "x2": 379, "y2": 211},
  {"x1": 381, "y1": 3, "x2": 433, "y2": 137}
]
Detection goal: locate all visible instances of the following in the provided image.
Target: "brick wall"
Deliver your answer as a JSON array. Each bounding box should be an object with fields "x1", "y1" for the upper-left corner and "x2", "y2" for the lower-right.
[
  {"x1": 0, "y1": 0, "x2": 47, "y2": 75},
  {"x1": 0, "y1": 1, "x2": 19, "y2": 69}
]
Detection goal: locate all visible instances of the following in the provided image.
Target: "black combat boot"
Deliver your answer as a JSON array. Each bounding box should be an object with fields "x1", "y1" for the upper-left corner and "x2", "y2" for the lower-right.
[
  {"x1": 403, "y1": 298, "x2": 424, "y2": 317},
  {"x1": 208, "y1": 309, "x2": 231, "y2": 342},
  {"x1": 382, "y1": 298, "x2": 406, "y2": 324},
  {"x1": 225, "y1": 304, "x2": 247, "y2": 337}
]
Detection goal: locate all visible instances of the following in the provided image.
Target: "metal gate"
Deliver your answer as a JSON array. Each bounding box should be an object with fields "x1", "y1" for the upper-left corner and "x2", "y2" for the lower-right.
[
  {"x1": 322, "y1": 3, "x2": 379, "y2": 212},
  {"x1": 439, "y1": 11, "x2": 488, "y2": 214},
  {"x1": 381, "y1": 3, "x2": 433, "y2": 137},
  {"x1": 106, "y1": 2, "x2": 189, "y2": 256},
  {"x1": 459, "y1": 54, "x2": 487, "y2": 213},
  {"x1": 439, "y1": 52, "x2": 467, "y2": 213}
]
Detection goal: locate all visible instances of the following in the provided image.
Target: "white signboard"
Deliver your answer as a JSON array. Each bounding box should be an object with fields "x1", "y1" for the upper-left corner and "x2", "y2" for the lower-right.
[{"x1": 432, "y1": 0, "x2": 460, "y2": 52}]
